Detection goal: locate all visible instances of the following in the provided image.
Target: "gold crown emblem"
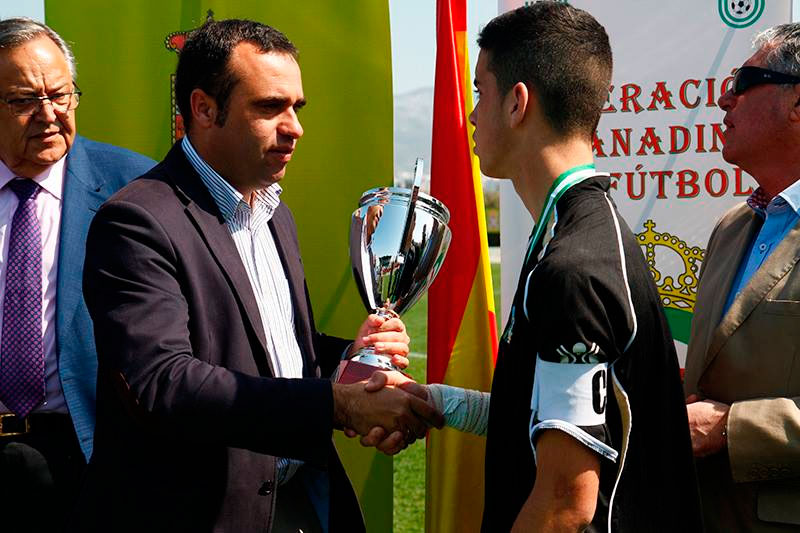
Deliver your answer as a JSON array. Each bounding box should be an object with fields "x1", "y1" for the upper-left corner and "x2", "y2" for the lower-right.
[{"x1": 636, "y1": 219, "x2": 704, "y2": 312}]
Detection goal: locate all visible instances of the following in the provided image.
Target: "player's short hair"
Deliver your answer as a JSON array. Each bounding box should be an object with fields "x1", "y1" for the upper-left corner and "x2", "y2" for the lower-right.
[{"x1": 478, "y1": 2, "x2": 612, "y2": 139}]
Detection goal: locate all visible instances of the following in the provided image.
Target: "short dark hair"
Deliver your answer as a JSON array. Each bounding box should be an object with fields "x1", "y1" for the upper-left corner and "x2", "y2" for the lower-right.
[
  {"x1": 478, "y1": 2, "x2": 612, "y2": 139},
  {"x1": 175, "y1": 19, "x2": 297, "y2": 131}
]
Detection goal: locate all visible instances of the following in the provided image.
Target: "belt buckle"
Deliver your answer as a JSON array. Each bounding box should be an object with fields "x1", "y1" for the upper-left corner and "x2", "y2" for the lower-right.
[{"x1": 0, "y1": 413, "x2": 30, "y2": 437}]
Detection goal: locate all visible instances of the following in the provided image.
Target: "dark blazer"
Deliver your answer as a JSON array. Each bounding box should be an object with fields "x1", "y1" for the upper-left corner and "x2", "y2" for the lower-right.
[
  {"x1": 58, "y1": 135, "x2": 154, "y2": 459},
  {"x1": 72, "y1": 143, "x2": 363, "y2": 532}
]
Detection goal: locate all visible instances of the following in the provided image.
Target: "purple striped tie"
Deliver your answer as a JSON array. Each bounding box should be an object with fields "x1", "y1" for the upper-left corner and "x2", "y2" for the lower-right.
[{"x1": 0, "y1": 179, "x2": 44, "y2": 417}]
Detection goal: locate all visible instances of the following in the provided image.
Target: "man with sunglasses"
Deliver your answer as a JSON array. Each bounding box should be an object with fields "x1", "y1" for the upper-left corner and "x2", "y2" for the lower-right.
[
  {"x1": 684, "y1": 22, "x2": 800, "y2": 531},
  {"x1": 0, "y1": 17, "x2": 153, "y2": 533}
]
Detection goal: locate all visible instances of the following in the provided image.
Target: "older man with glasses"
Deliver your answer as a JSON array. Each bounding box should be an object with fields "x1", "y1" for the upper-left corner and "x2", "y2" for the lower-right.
[
  {"x1": 684, "y1": 22, "x2": 800, "y2": 532},
  {"x1": 0, "y1": 17, "x2": 153, "y2": 533}
]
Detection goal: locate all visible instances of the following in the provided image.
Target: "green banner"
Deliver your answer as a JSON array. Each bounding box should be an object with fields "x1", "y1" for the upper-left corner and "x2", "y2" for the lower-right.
[{"x1": 45, "y1": 1, "x2": 394, "y2": 529}]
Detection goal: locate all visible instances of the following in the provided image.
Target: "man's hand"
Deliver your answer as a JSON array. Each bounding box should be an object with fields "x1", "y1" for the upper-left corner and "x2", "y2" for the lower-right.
[
  {"x1": 354, "y1": 371, "x2": 436, "y2": 454},
  {"x1": 364, "y1": 370, "x2": 429, "y2": 399},
  {"x1": 340, "y1": 371, "x2": 441, "y2": 455},
  {"x1": 332, "y1": 377, "x2": 443, "y2": 450},
  {"x1": 348, "y1": 314, "x2": 410, "y2": 369},
  {"x1": 686, "y1": 394, "x2": 730, "y2": 457}
]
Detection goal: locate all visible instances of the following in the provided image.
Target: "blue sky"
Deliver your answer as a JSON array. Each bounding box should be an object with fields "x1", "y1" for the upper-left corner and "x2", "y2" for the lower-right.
[{"x1": 390, "y1": 0, "x2": 498, "y2": 94}]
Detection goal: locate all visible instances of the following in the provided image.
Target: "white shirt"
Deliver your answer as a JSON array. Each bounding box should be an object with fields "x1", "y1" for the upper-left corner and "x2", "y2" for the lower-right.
[
  {"x1": 180, "y1": 137, "x2": 305, "y2": 379},
  {"x1": 0, "y1": 157, "x2": 67, "y2": 414}
]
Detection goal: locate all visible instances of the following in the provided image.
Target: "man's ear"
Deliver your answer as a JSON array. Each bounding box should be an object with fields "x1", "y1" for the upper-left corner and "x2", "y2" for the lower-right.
[
  {"x1": 508, "y1": 81, "x2": 529, "y2": 128},
  {"x1": 788, "y1": 83, "x2": 800, "y2": 123},
  {"x1": 190, "y1": 88, "x2": 218, "y2": 129}
]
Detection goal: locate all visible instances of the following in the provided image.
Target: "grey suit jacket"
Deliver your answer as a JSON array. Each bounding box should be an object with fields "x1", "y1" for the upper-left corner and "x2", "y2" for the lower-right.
[{"x1": 685, "y1": 202, "x2": 800, "y2": 531}]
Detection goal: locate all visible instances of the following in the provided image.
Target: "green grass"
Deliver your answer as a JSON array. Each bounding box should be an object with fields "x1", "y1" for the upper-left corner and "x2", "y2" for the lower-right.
[
  {"x1": 394, "y1": 262, "x2": 501, "y2": 532},
  {"x1": 401, "y1": 295, "x2": 430, "y2": 355},
  {"x1": 393, "y1": 354, "x2": 428, "y2": 533}
]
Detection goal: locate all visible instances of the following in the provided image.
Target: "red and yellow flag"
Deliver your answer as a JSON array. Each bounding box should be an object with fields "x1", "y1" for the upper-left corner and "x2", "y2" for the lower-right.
[{"x1": 426, "y1": 0, "x2": 498, "y2": 530}]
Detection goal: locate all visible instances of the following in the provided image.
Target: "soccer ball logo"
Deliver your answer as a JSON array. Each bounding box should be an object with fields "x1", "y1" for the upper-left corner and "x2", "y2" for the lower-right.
[
  {"x1": 730, "y1": 1, "x2": 753, "y2": 16},
  {"x1": 719, "y1": 0, "x2": 764, "y2": 28}
]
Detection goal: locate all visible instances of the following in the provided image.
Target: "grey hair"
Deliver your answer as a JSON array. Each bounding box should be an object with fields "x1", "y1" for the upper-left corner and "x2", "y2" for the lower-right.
[
  {"x1": 754, "y1": 23, "x2": 800, "y2": 77},
  {"x1": 0, "y1": 17, "x2": 76, "y2": 78}
]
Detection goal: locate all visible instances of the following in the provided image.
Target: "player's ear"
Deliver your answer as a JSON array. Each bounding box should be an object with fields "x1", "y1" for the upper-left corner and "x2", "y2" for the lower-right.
[{"x1": 508, "y1": 82, "x2": 529, "y2": 128}]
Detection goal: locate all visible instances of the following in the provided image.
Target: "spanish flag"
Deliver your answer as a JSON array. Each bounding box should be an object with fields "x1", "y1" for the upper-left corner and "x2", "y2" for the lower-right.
[{"x1": 426, "y1": 0, "x2": 498, "y2": 530}]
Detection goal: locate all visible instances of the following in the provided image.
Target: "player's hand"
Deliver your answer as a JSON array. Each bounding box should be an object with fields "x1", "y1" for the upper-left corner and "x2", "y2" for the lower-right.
[
  {"x1": 340, "y1": 371, "x2": 441, "y2": 455},
  {"x1": 333, "y1": 380, "x2": 442, "y2": 442}
]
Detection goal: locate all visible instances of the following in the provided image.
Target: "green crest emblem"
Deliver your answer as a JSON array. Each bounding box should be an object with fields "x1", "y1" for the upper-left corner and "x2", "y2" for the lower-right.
[{"x1": 719, "y1": 0, "x2": 764, "y2": 29}]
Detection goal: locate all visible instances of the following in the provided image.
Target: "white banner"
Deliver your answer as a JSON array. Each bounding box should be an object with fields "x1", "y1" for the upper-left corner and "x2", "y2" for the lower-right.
[{"x1": 498, "y1": 0, "x2": 791, "y2": 365}]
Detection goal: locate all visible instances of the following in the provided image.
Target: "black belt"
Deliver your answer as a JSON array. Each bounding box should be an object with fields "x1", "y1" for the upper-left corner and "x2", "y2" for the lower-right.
[{"x1": 0, "y1": 413, "x2": 72, "y2": 438}]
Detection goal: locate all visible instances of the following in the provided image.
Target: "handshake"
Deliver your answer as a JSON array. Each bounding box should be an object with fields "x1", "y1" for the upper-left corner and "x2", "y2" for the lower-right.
[
  {"x1": 331, "y1": 314, "x2": 444, "y2": 455},
  {"x1": 333, "y1": 370, "x2": 441, "y2": 455}
]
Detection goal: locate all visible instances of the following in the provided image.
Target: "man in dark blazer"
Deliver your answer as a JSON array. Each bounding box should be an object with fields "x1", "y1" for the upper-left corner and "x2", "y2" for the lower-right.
[
  {"x1": 73, "y1": 19, "x2": 440, "y2": 533},
  {"x1": 0, "y1": 17, "x2": 154, "y2": 533}
]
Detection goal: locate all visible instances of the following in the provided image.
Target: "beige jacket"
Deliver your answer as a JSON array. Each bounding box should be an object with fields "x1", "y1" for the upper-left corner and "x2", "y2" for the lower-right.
[{"x1": 685, "y1": 203, "x2": 800, "y2": 532}]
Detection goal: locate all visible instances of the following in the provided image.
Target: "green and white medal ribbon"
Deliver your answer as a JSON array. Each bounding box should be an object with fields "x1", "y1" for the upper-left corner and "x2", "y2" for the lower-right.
[{"x1": 524, "y1": 164, "x2": 604, "y2": 264}]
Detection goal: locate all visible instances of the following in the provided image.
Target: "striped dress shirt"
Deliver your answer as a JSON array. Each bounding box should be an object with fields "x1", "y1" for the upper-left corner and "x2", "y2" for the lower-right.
[{"x1": 181, "y1": 136, "x2": 303, "y2": 483}]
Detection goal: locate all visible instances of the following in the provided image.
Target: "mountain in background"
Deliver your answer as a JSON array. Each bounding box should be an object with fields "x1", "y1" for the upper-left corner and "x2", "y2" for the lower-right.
[
  {"x1": 393, "y1": 86, "x2": 499, "y2": 199},
  {"x1": 394, "y1": 87, "x2": 434, "y2": 190}
]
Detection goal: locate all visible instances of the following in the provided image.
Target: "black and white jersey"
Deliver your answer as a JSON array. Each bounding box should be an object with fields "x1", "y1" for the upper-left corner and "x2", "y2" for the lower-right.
[{"x1": 481, "y1": 176, "x2": 702, "y2": 532}]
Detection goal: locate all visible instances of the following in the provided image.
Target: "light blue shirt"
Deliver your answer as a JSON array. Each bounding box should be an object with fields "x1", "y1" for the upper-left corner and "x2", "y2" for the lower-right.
[{"x1": 723, "y1": 179, "x2": 800, "y2": 316}]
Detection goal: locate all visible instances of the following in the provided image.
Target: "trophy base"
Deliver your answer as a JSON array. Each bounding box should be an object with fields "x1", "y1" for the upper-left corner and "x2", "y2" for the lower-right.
[
  {"x1": 350, "y1": 350, "x2": 399, "y2": 371},
  {"x1": 335, "y1": 359, "x2": 380, "y2": 384}
]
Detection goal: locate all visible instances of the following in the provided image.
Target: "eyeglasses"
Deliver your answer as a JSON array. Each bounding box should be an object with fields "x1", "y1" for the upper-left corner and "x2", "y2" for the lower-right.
[
  {"x1": 732, "y1": 66, "x2": 800, "y2": 95},
  {"x1": 0, "y1": 84, "x2": 82, "y2": 116}
]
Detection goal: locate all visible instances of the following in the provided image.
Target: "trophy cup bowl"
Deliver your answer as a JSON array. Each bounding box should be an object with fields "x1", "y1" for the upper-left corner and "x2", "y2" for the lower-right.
[{"x1": 348, "y1": 186, "x2": 451, "y2": 371}]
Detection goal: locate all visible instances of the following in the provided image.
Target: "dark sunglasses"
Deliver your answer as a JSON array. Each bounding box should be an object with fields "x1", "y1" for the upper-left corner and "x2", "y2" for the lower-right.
[{"x1": 732, "y1": 66, "x2": 800, "y2": 95}]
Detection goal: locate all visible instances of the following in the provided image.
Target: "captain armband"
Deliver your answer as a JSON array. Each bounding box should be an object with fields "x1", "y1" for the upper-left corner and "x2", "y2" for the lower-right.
[
  {"x1": 427, "y1": 384, "x2": 490, "y2": 436},
  {"x1": 529, "y1": 356, "x2": 618, "y2": 462}
]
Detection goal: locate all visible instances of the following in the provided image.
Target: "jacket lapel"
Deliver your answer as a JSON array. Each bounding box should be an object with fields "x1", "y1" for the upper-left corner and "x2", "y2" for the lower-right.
[
  {"x1": 57, "y1": 136, "x2": 107, "y2": 347},
  {"x1": 269, "y1": 206, "x2": 318, "y2": 378},
  {"x1": 703, "y1": 213, "x2": 800, "y2": 373},
  {"x1": 164, "y1": 144, "x2": 274, "y2": 376}
]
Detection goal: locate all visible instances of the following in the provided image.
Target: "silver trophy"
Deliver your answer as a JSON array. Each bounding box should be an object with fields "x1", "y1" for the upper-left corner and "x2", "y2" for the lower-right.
[{"x1": 349, "y1": 159, "x2": 451, "y2": 370}]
